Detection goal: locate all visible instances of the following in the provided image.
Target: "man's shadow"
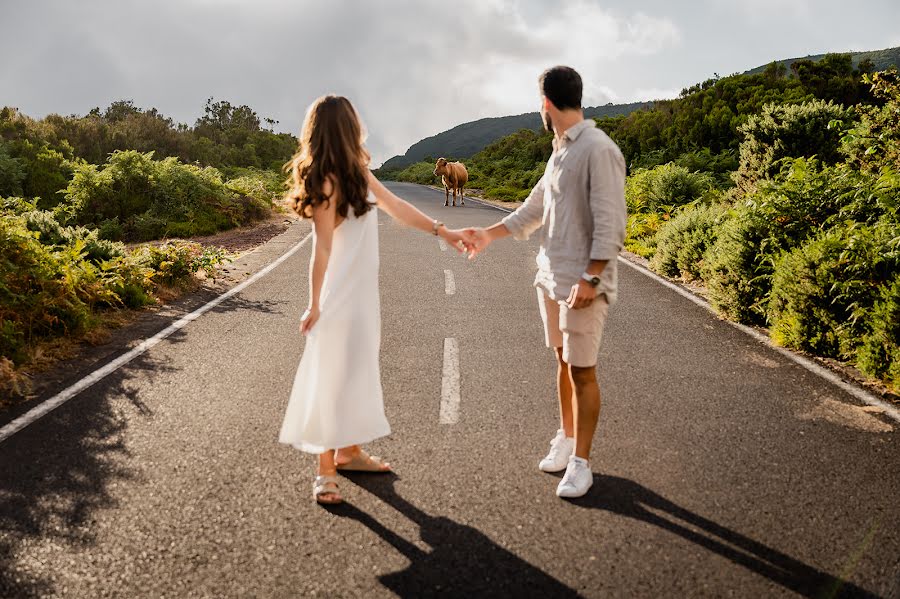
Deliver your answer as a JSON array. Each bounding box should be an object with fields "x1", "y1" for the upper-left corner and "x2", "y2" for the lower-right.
[
  {"x1": 332, "y1": 473, "x2": 878, "y2": 599},
  {"x1": 330, "y1": 473, "x2": 583, "y2": 598},
  {"x1": 569, "y1": 474, "x2": 877, "y2": 599}
]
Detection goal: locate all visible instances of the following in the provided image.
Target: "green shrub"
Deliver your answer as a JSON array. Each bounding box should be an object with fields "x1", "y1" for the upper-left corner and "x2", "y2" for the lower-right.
[
  {"x1": 97, "y1": 217, "x2": 124, "y2": 241},
  {"x1": 60, "y1": 150, "x2": 273, "y2": 241},
  {"x1": 703, "y1": 158, "x2": 895, "y2": 324},
  {"x1": 841, "y1": 69, "x2": 900, "y2": 172},
  {"x1": 767, "y1": 223, "x2": 900, "y2": 358},
  {"x1": 0, "y1": 142, "x2": 26, "y2": 197},
  {"x1": 626, "y1": 163, "x2": 716, "y2": 214},
  {"x1": 134, "y1": 241, "x2": 230, "y2": 286},
  {"x1": 651, "y1": 203, "x2": 731, "y2": 281},
  {"x1": 0, "y1": 212, "x2": 231, "y2": 364},
  {"x1": 735, "y1": 99, "x2": 855, "y2": 194},
  {"x1": 0, "y1": 196, "x2": 38, "y2": 214},
  {"x1": 701, "y1": 209, "x2": 773, "y2": 322},
  {"x1": 21, "y1": 209, "x2": 126, "y2": 262},
  {"x1": 483, "y1": 185, "x2": 531, "y2": 202},
  {"x1": 624, "y1": 212, "x2": 663, "y2": 258},
  {"x1": 857, "y1": 277, "x2": 900, "y2": 389}
]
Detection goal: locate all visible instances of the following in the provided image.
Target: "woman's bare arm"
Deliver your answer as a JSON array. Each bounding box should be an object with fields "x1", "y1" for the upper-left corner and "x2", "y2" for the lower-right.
[{"x1": 301, "y1": 178, "x2": 338, "y2": 334}]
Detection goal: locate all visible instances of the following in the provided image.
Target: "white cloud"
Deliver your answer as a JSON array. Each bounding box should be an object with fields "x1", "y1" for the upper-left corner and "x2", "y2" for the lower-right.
[
  {"x1": 0, "y1": 0, "x2": 684, "y2": 165},
  {"x1": 707, "y1": 0, "x2": 812, "y2": 19}
]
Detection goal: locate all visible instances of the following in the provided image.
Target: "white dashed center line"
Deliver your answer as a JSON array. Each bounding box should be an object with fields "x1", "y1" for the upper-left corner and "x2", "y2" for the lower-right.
[
  {"x1": 444, "y1": 270, "x2": 456, "y2": 295},
  {"x1": 440, "y1": 338, "x2": 460, "y2": 424}
]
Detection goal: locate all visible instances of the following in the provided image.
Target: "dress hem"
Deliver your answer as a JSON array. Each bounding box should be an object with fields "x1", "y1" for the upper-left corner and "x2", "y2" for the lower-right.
[{"x1": 279, "y1": 426, "x2": 392, "y2": 455}]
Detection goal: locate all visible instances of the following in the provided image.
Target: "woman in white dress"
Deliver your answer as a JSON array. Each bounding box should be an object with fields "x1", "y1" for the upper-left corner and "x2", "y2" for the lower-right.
[{"x1": 278, "y1": 95, "x2": 472, "y2": 504}]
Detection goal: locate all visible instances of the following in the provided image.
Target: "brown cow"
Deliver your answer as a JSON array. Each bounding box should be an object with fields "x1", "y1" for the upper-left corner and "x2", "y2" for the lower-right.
[{"x1": 433, "y1": 158, "x2": 468, "y2": 207}]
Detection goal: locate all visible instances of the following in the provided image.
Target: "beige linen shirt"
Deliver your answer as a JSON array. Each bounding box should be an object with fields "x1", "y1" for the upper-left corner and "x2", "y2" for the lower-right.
[{"x1": 501, "y1": 119, "x2": 627, "y2": 303}]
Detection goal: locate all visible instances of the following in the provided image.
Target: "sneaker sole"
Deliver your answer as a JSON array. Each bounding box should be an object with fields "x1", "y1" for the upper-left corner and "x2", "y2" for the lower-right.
[
  {"x1": 556, "y1": 485, "x2": 592, "y2": 498},
  {"x1": 539, "y1": 461, "x2": 569, "y2": 473}
]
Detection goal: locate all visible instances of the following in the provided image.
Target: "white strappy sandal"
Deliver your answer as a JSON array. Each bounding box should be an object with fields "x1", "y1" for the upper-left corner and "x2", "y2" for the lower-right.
[{"x1": 313, "y1": 475, "x2": 342, "y2": 504}]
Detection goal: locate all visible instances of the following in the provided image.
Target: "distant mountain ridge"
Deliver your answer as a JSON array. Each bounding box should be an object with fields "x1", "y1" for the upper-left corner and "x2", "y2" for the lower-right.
[
  {"x1": 379, "y1": 101, "x2": 650, "y2": 170},
  {"x1": 743, "y1": 46, "x2": 900, "y2": 76}
]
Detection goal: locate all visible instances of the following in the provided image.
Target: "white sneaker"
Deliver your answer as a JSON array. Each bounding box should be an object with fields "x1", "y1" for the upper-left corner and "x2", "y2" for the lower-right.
[
  {"x1": 538, "y1": 429, "x2": 575, "y2": 473},
  {"x1": 556, "y1": 456, "x2": 593, "y2": 498}
]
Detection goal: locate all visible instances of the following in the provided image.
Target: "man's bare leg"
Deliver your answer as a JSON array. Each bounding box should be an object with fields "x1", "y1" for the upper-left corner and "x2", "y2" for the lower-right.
[
  {"x1": 555, "y1": 347, "x2": 574, "y2": 437},
  {"x1": 569, "y1": 365, "x2": 601, "y2": 459}
]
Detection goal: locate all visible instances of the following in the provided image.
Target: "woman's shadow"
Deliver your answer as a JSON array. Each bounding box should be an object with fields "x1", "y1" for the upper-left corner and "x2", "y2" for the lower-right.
[
  {"x1": 330, "y1": 473, "x2": 583, "y2": 598},
  {"x1": 331, "y1": 473, "x2": 878, "y2": 599}
]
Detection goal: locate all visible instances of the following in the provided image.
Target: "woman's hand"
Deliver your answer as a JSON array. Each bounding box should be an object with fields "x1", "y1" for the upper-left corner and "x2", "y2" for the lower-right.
[
  {"x1": 441, "y1": 227, "x2": 477, "y2": 254},
  {"x1": 300, "y1": 304, "x2": 321, "y2": 335}
]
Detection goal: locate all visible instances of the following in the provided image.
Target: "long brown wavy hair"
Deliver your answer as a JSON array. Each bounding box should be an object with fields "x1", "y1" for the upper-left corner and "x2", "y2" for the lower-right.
[{"x1": 285, "y1": 95, "x2": 372, "y2": 219}]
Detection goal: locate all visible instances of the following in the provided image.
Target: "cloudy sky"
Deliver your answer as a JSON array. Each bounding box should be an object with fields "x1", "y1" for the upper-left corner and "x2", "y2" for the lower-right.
[{"x1": 2, "y1": 0, "x2": 899, "y2": 166}]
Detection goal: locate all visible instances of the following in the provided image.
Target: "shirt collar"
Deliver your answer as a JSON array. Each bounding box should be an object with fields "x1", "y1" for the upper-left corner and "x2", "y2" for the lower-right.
[
  {"x1": 564, "y1": 119, "x2": 595, "y2": 141},
  {"x1": 553, "y1": 119, "x2": 594, "y2": 150}
]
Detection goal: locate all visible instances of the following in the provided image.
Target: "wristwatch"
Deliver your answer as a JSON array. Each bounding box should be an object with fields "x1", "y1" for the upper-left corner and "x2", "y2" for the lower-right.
[
  {"x1": 581, "y1": 272, "x2": 601, "y2": 287},
  {"x1": 432, "y1": 219, "x2": 444, "y2": 236}
]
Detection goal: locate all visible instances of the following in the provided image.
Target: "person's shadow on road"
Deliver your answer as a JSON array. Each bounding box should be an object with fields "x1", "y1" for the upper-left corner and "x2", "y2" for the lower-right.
[
  {"x1": 330, "y1": 473, "x2": 583, "y2": 598},
  {"x1": 569, "y1": 474, "x2": 878, "y2": 599}
]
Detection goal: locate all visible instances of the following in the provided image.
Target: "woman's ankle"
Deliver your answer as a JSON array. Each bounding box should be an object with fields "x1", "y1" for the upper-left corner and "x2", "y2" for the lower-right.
[
  {"x1": 335, "y1": 445, "x2": 360, "y2": 459},
  {"x1": 318, "y1": 450, "x2": 337, "y2": 475}
]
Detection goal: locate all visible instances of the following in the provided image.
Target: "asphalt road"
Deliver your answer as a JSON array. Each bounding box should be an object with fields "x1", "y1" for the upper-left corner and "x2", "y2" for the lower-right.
[{"x1": 1, "y1": 182, "x2": 898, "y2": 598}]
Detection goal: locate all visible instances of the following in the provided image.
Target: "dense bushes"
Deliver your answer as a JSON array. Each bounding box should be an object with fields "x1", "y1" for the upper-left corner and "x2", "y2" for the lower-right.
[
  {"x1": 651, "y1": 203, "x2": 730, "y2": 281},
  {"x1": 841, "y1": 70, "x2": 900, "y2": 172},
  {"x1": 857, "y1": 278, "x2": 900, "y2": 388},
  {"x1": 735, "y1": 100, "x2": 854, "y2": 194},
  {"x1": 767, "y1": 223, "x2": 899, "y2": 358},
  {"x1": 0, "y1": 207, "x2": 228, "y2": 367},
  {"x1": 702, "y1": 158, "x2": 900, "y2": 324},
  {"x1": 0, "y1": 100, "x2": 290, "y2": 398},
  {"x1": 58, "y1": 150, "x2": 273, "y2": 241}
]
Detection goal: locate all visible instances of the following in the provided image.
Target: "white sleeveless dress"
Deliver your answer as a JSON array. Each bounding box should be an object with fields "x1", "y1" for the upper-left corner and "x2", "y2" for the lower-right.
[{"x1": 279, "y1": 193, "x2": 391, "y2": 453}]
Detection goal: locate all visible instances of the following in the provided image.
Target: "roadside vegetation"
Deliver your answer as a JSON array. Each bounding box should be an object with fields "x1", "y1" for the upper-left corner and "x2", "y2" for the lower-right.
[
  {"x1": 0, "y1": 100, "x2": 295, "y2": 401},
  {"x1": 378, "y1": 55, "x2": 900, "y2": 392}
]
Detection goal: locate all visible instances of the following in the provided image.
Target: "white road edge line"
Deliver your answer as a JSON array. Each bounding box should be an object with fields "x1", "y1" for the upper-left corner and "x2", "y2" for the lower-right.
[
  {"x1": 440, "y1": 338, "x2": 460, "y2": 424},
  {"x1": 444, "y1": 270, "x2": 456, "y2": 296},
  {"x1": 0, "y1": 231, "x2": 315, "y2": 444},
  {"x1": 451, "y1": 186, "x2": 900, "y2": 424},
  {"x1": 438, "y1": 238, "x2": 447, "y2": 252}
]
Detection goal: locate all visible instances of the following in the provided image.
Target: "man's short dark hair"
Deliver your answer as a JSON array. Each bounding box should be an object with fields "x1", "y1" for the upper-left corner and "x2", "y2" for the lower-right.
[{"x1": 539, "y1": 66, "x2": 582, "y2": 110}]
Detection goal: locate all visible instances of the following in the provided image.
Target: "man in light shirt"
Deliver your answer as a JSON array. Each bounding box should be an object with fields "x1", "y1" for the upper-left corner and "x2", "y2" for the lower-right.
[{"x1": 468, "y1": 65, "x2": 626, "y2": 498}]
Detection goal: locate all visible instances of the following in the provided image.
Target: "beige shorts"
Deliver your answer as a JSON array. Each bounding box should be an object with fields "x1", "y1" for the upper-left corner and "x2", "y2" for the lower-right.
[{"x1": 537, "y1": 289, "x2": 609, "y2": 368}]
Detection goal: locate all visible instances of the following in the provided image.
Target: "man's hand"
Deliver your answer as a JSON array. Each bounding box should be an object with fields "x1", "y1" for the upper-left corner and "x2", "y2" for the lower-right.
[
  {"x1": 442, "y1": 227, "x2": 477, "y2": 254},
  {"x1": 566, "y1": 280, "x2": 595, "y2": 310},
  {"x1": 463, "y1": 227, "x2": 492, "y2": 259}
]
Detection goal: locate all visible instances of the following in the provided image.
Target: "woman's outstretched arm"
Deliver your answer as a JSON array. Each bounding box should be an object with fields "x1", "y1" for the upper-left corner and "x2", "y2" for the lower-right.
[
  {"x1": 368, "y1": 172, "x2": 473, "y2": 252},
  {"x1": 301, "y1": 178, "x2": 339, "y2": 334}
]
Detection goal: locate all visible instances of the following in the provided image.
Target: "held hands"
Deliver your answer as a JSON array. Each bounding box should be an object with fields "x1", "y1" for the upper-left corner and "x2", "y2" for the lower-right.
[
  {"x1": 566, "y1": 280, "x2": 595, "y2": 310},
  {"x1": 461, "y1": 227, "x2": 492, "y2": 259},
  {"x1": 441, "y1": 227, "x2": 479, "y2": 255},
  {"x1": 300, "y1": 304, "x2": 320, "y2": 335}
]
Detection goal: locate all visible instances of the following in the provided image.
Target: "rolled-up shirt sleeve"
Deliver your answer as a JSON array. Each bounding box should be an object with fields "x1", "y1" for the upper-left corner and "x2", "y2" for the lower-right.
[
  {"x1": 588, "y1": 145, "x2": 626, "y2": 261},
  {"x1": 501, "y1": 174, "x2": 545, "y2": 240}
]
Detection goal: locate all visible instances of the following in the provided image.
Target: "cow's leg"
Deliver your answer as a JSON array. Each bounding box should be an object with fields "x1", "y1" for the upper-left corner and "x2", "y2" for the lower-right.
[
  {"x1": 459, "y1": 186, "x2": 465, "y2": 206},
  {"x1": 444, "y1": 187, "x2": 449, "y2": 207},
  {"x1": 452, "y1": 187, "x2": 457, "y2": 207}
]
